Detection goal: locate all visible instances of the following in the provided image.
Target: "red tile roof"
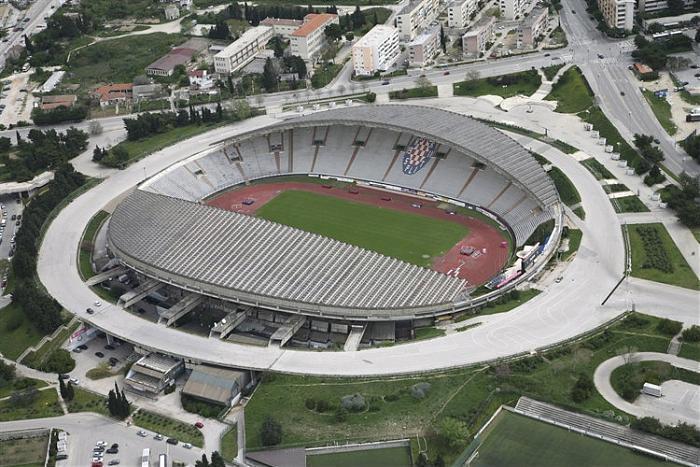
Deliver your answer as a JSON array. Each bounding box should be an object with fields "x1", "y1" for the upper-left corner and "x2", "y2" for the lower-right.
[{"x1": 291, "y1": 13, "x2": 337, "y2": 37}]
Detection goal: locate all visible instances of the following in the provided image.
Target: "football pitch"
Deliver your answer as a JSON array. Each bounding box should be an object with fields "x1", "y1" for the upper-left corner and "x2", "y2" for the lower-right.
[
  {"x1": 471, "y1": 411, "x2": 673, "y2": 467},
  {"x1": 255, "y1": 190, "x2": 469, "y2": 267}
]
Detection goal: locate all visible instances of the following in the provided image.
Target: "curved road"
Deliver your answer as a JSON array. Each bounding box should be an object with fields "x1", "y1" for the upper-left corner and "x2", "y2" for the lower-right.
[
  {"x1": 37, "y1": 105, "x2": 636, "y2": 376},
  {"x1": 594, "y1": 352, "x2": 700, "y2": 427}
]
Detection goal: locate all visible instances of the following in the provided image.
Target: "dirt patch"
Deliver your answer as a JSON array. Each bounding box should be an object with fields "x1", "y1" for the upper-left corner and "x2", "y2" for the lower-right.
[{"x1": 206, "y1": 181, "x2": 510, "y2": 287}]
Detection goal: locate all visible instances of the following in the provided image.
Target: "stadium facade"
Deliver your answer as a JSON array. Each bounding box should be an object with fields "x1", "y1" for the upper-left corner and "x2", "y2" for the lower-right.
[{"x1": 105, "y1": 105, "x2": 563, "y2": 346}]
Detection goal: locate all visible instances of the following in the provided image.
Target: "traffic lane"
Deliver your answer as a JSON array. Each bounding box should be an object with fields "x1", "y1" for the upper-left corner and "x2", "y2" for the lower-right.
[{"x1": 0, "y1": 196, "x2": 22, "y2": 261}]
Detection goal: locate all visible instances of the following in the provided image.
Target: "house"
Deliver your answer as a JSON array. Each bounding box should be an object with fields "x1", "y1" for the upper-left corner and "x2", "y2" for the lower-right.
[
  {"x1": 182, "y1": 364, "x2": 251, "y2": 407},
  {"x1": 188, "y1": 69, "x2": 214, "y2": 90},
  {"x1": 408, "y1": 26, "x2": 440, "y2": 67},
  {"x1": 132, "y1": 83, "x2": 165, "y2": 101},
  {"x1": 93, "y1": 83, "x2": 133, "y2": 107},
  {"x1": 39, "y1": 94, "x2": 77, "y2": 111},
  {"x1": 164, "y1": 4, "x2": 179, "y2": 20},
  {"x1": 351, "y1": 25, "x2": 400, "y2": 76}
]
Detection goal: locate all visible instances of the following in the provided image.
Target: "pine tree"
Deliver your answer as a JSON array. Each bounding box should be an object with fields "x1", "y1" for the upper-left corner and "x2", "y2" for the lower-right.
[
  {"x1": 262, "y1": 57, "x2": 278, "y2": 92},
  {"x1": 108, "y1": 389, "x2": 116, "y2": 416},
  {"x1": 65, "y1": 382, "x2": 74, "y2": 401},
  {"x1": 195, "y1": 454, "x2": 210, "y2": 467},
  {"x1": 215, "y1": 102, "x2": 223, "y2": 121},
  {"x1": 58, "y1": 375, "x2": 66, "y2": 398},
  {"x1": 210, "y1": 451, "x2": 225, "y2": 467},
  {"x1": 120, "y1": 387, "x2": 130, "y2": 417},
  {"x1": 15, "y1": 131, "x2": 22, "y2": 146}
]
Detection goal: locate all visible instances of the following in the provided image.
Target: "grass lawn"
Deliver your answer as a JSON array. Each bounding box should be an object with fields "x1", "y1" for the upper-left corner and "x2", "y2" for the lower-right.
[
  {"x1": 311, "y1": 63, "x2": 343, "y2": 89},
  {"x1": 545, "y1": 66, "x2": 594, "y2": 113},
  {"x1": 573, "y1": 206, "x2": 586, "y2": 220},
  {"x1": 471, "y1": 411, "x2": 670, "y2": 467},
  {"x1": 612, "y1": 196, "x2": 650, "y2": 213},
  {"x1": 67, "y1": 33, "x2": 186, "y2": 87},
  {"x1": 580, "y1": 158, "x2": 614, "y2": 180},
  {"x1": 611, "y1": 361, "x2": 700, "y2": 401},
  {"x1": 542, "y1": 64, "x2": 565, "y2": 81},
  {"x1": 66, "y1": 388, "x2": 109, "y2": 416},
  {"x1": 79, "y1": 210, "x2": 110, "y2": 280},
  {"x1": 389, "y1": 86, "x2": 438, "y2": 100},
  {"x1": 256, "y1": 190, "x2": 469, "y2": 267},
  {"x1": 414, "y1": 327, "x2": 446, "y2": 341},
  {"x1": 109, "y1": 122, "x2": 226, "y2": 167},
  {"x1": 578, "y1": 107, "x2": 646, "y2": 172},
  {"x1": 221, "y1": 424, "x2": 238, "y2": 463},
  {"x1": 0, "y1": 303, "x2": 44, "y2": 360},
  {"x1": 244, "y1": 312, "x2": 673, "y2": 462},
  {"x1": 642, "y1": 90, "x2": 677, "y2": 136},
  {"x1": 548, "y1": 167, "x2": 581, "y2": 206},
  {"x1": 679, "y1": 342, "x2": 700, "y2": 361},
  {"x1": 86, "y1": 362, "x2": 119, "y2": 380},
  {"x1": 21, "y1": 320, "x2": 80, "y2": 370},
  {"x1": 0, "y1": 434, "x2": 49, "y2": 467},
  {"x1": 628, "y1": 223, "x2": 699, "y2": 290},
  {"x1": 453, "y1": 70, "x2": 541, "y2": 98},
  {"x1": 0, "y1": 378, "x2": 47, "y2": 399},
  {"x1": 132, "y1": 410, "x2": 204, "y2": 447},
  {"x1": 476, "y1": 289, "x2": 541, "y2": 316},
  {"x1": 0, "y1": 388, "x2": 62, "y2": 421},
  {"x1": 561, "y1": 229, "x2": 583, "y2": 261},
  {"x1": 307, "y1": 446, "x2": 412, "y2": 467}
]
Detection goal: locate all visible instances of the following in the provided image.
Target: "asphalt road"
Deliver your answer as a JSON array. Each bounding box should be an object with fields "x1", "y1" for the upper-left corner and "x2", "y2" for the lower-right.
[{"x1": 0, "y1": 0, "x2": 60, "y2": 60}]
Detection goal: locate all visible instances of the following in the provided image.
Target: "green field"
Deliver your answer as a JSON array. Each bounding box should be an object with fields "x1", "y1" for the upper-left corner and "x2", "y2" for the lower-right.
[
  {"x1": 642, "y1": 90, "x2": 677, "y2": 136},
  {"x1": 472, "y1": 411, "x2": 670, "y2": 467},
  {"x1": 628, "y1": 223, "x2": 699, "y2": 290},
  {"x1": 0, "y1": 434, "x2": 49, "y2": 467},
  {"x1": 453, "y1": 70, "x2": 541, "y2": 98},
  {"x1": 679, "y1": 342, "x2": 700, "y2": 361},
  {"x1": 545, "y1": 66, "x2": 594, "y2": 113},
  {"x1": 0, "y1": 388, "x2": 62, "y2": 422},
  {"x1": 221, "y1": 425, "x2": 239, "y2": 463},
  {"x1": 389, "y1": 86, "x2": 438, "y2": 100},
  {"x1": 548, "y1": 167, "x2": 581, "y2": 206},
  {"x1": 256, "y1": 190, "x2": 469, "y2": 267},
  {"x1": 0, "y1": 303, "x2": 44, "y2": 360},
  {"x1": 307, "y1": 446, "x2": 412, "y2": 467},
  {"x1": 79, "y1": 210, "x2": 110, "y2": 280},
  {"x1": 66, "y1": 388, "x2": 109, "y2": 416},
  {"x1": 613, "y1": 195, "x2": 650, "y2": 213},
  {"x1": 580, "y1": 158, "x2": 614, "y2": 180}
]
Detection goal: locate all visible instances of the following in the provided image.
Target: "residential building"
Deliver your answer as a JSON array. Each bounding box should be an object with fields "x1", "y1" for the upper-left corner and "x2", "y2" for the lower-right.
[
  {"x1": 637, "y1": 0, "x2": 693, "y2": 14},
  {"x1": 164, "y1": 4, "x2": 179, "y2": 20},
  {"x1": 396, "y1": 0, "x2": 440, "y2": 40},
  {"x1": 447, "y1": 0, "x2": 477, "y2": 28},
  {"x1": 188, "y1": 69, "x2": 214, "y2": 89},
  {"x1": 39, "y1": 94, "x2": 76, "y2": 111},
  {"x1": 290, "y1": 13, "x2": 339, "y2": 62},
  {"x1": 351, "y1": 25, "x2": 400, "y2": 76},
  {"x1": 124, "y1": 353, "x2": 184, "y2": 397},
  {"x1": 597, "y1": 0, "x2": 635, "y2": 30},
  {"x1": 93, "y1": 83, "x2": 133, "y2": 108},
  {"x1": 518, "y1": 7, "x2": 548, "y2": 47},
  {"x1": 500, "y1": 0, "x2": 529, "y2": 20},
  {"x1": 260, "y1": 17, "x2": 303, "y2": 38},
  {"x1": 180, "y1": 0, "x2": 192, "y2": 10},
  {"x1": 408, "y1": 26, "x2": 440, "y2": 66},
  {"x1": 132, "y1": 83, "x2": 165, "y2": 101},
  {"x1": 182, "y1": 365, "x2": 252, "y2": 407},
  {"x1": 462, "y1": 16, "x2": 494, "y2": 55},
  {"x1": 214, "y1": 25, "x2": 273, "y2": 75}
]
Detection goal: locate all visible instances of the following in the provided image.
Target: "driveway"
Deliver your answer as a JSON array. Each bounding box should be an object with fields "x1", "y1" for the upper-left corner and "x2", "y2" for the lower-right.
[{"x1": 593, "y1": 352, "x2": 700, "y2": 427}]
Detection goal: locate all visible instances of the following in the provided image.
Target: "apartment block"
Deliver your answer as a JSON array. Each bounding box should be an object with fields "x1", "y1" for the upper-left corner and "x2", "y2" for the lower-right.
[
  {"x1": 290, "y1": 13, "x2": 339, "y2": 62},
  {"x1": 447, "y1": 0, "x2": 477, "y2": 28},
  {"x1": 597, "y1": 0, "x2": 635, "y2": 30},
  {"x1": 351, "y1": 25, "x2": 400, "y2": 76},
  {"x1": 518, "y1": 7, "x2": 549, "y2": 47},
  {"x1": 500, "y1": 0, "x2": 528, "y2": 20},
  {"x1": 462, "y1": 16, "x2": 495, "y2": 55},
  {"x1": 408, "y1": 27, "x2": 440, "y2": 66},
  {"x1": 214, "y1": 26, "x2": 273, "y2": 74},
  {"x1": 395, "y1": 0, "x2": 440, "y2": 41}
]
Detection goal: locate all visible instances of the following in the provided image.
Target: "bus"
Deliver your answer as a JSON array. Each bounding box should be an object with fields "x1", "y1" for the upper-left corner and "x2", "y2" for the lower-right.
[
  {"x1": 141, "y1": 448, "x2": 150, "y2": 467},
  {"x1": 158, "y1": 453, "x2": 167, "y2": 467}
]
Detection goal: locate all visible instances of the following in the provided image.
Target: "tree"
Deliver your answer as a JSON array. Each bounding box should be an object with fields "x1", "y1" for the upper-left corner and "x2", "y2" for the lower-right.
[
  {"x1": 41, "y1": 349, "x2": 75, "y2": 373},
  {"x1": 437, "y1": 417, "x2": 469, "y2": 448},
  {"x1": 210, "y1": 452, "x2": 225, "y2": 467},
  {"x1": 415, "y1": 76, "x2": 433, "y2": 89},
  {"x1": 59, "y1": 375, "x2": 67, "y2": 398},
  {"x1": 351, "y1": 6, "x2": 365, "y2": 30},
  {"x1": 208, "y1": 20, "x2": 230, "y2": 40},
  {"x1": 269, "y1": 36, "x2": 285, "y2": 58},
  {"x1": 262, "y1": 58, "x2": 278, "y2": 92},
  {"x1": 440, "y1": 25, "x2": 447, "y2": 53},
  {"x1": 195, "y1": 454, "x2": 210, "y2": 467},
  {"x1": 571, "y1": 373, "x2": 594, "y2": 402},
  {"x1": 464, "y1": 69, "x2": 481, "y2": 82},
  {"x1": 65, "y1": 381, "x2": 74, "y2": 401},
  {"x1": 324, "y1": 23, "x2": 343, "y2": 42},
  {"x1": 88, "y1": 120, "x2": 103, "y2": 136},
  {"x1": 260, "y1": 416, "x2": 282, "y2": 446},
  {"x1": 696, "y1": 28, "x2": 700, "y2": 43}
]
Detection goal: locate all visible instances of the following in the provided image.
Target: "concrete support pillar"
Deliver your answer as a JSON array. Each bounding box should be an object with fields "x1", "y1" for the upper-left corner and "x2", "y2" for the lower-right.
[
  {"x1": 106, "y1": 333, "x2": 114, "y2": 345},
  {"x1": 236, "y1": 409, "x2": 246, "y2": 465}
]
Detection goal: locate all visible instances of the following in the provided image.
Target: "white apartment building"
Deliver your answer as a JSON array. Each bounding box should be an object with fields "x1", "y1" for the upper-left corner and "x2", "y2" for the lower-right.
[
  {"x1": 408, "y1": 27, "x2": 440, "y2": 66},
  {"x1": 518, "y1": 7, "x2": 548, "y2": 47},
  {"x1": 290, "y1": 13, "x2": 339, "y2": 63},
  {"x1": 395, "y1": 0, "x2": 440, "y2": 41},
  {"x1": 500, "y1": 0, "x2": 529, "y2": 20},
  {"x1": 351, "y1": 25, "x2": 400, "y2": 76},
  {"x1": 462, "y1": 16, "x2": 494, "y2": 55},
  {"x1": 260, "y1": 17, "x2": 303, "y2": 38},
  {"x1": 447, "y1": 0, "x2": 477, "y2": 28},
  {"x1": 214, "y1": 26, "x2": 273, "y2": 74},
  {"x1": 597, "y1": 0, "x2": 635, "y2": 30}
]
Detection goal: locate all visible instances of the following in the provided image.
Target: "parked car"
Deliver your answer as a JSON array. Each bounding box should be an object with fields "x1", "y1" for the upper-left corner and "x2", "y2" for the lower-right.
[
  {"x1": 78, "y1": 344, "x2": 88, "y2": 350},
  {"x1": 110, "y1": 443, "x2": 119, "y2": 450},
  {"x1": 195, "y1": 421, "x2": 204, "y2": 429},
  {"x1": 104, "y1": 344, "x2": 115, "y2": 350},
  {"x1": 95, "y1": 352, "x2": 104, "y2": 358},
  {"x1": 108, "y1": 461, "x2": 120, "y2": 466},
  {"x1": 183, "y1": 443, "x2": 192, "y2": 449},
  {"x1": 443, "y1": 71, "x2": 450, "y2": 75},
  {"x1": 86, "y1": 308, "x2": 95, "y2": 314},
  {"x1": 137, "y1": 430, "x2": 147, "y2": 437},
  {"x1": 154, "y1": 434, "x2": 163, "y2": 441},
  {"x1": 72, "y1": 348, "x2": 82, "y2": 353},
  {"x1": 166, "y1": 438, "x2": 178, "y2": 445},
  {"x1": 106, "y1": 447, "x2": 118, "y2": 454}
]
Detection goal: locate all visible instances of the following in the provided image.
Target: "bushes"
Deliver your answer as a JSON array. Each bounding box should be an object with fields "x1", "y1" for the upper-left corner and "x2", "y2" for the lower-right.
[
  {"x1": 260, "y1": 416, "x2": 282, "y2": 446},
  {"x1": 31, "y1": 105, "x2": 87, "y2": 125},
  {"x1": 411, "y1": 382, "x2": 431, "y2": 400},
  {"x1": 40, "y1": 349, "x2": 75, "y2": 374},
  {"x1": 656, "y1": 318, "x2": 682, "y2": 336},
  {"x1": 340, "y1": 393, "x2": 366, "y2": 412},
  {"x1": 632, "y1": 417, "x2": 700, "y2": 447},
  {"x1": 181, "y1": 393, "x2": 222, "y2": 418},
  {"x1": 682, "y1": 325, "x2": 700, "y2": 342},
  {"x1": 635, "y1": 225, "x2": 673, "y2": 273},
  {"x1": 571, "y1": 374, "x2": 594, "y2": 403}
]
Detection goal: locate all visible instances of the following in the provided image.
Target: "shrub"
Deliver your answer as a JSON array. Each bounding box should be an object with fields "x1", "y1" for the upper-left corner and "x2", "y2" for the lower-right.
[
  {"x1": 410, "y1": 382, "x2": 431, "y2": 400},
  {"x1": 385, "y1": 393, "x2": 400, "y2": 402},
  {"x1": 260, "y1": 416, "x2": 282, "y2": 446},
  {"x1": 4, "y1": 313, "x2": 23, "y2": 332},
  {"x1": 334, "y1": 406, "x2": 348, "y2": 422},
  {"x1": 315, "y1": 399, "x2": 331, "y2": 413},
  {"x1": 682, "y1": 325, "x2": 700, "y2": 342},
  {"x1": 340, "y1": 393, "x2": 366, "y2": 412},
  {"x1": 304, "y1": 398, "x2": 316, "y2": 410},
  {"x1": 41, "y1": 349, "x2": 75, "y2": 374},
  {"x1": 571, "y1": 373, "x2": 594, "y2": 402},
  {"x1": 656, "y1": 318, "x2": 682, "y2": 336}
]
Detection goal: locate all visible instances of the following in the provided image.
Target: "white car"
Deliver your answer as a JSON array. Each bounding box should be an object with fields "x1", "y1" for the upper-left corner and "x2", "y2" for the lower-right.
[
  {"x1": 136, "y1": 430, "x2": 147, "y2": 437},
  {"x1": 96, "y1": 441, "x2": 106, "y2": 447},
  {"x1": 94, "y1": 300, "x2": 102, "y2": 307},
  {"x1": 183, "y1": 443, "x2": 192, "y2": 449},
  {"x1": 68, "y1": 378, "x2": 80, "y2": 385}
]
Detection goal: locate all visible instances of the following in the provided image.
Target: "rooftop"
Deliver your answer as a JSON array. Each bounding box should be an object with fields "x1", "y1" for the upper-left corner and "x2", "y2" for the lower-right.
[
  {"x1": 292, "y1": 13, "x2": 337, "y2": 37},
  {"x1": 354, "y1": 25, "x2": 397, "y2": 47},
  {"x1": 214, "y1": 26, "x2": 272, "y2": 59},
  {"x1": 260, "y1": 17, "x2": 303, "y2": 27},
  {"x1": 182, "y1": 365, "x2": 246, "y2": 405}
]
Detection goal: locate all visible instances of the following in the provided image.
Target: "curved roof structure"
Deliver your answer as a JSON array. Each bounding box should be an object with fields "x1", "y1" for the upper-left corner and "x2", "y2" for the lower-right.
[
  {"x1": 225, "y1": 105, "x2": 559, "y2": 209},
  {"x1": 108, "y1": 190, "x2": 467, "y2": 319}
]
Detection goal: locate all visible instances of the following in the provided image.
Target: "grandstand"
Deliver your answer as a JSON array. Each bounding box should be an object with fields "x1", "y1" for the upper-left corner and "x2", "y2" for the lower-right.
[{"x1": 107, "y1": 105, "x2": 561, "y2": 328}]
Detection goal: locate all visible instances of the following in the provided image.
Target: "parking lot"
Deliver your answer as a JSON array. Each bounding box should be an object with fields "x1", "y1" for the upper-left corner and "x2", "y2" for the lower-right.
[
  {"x1": 0, "y1": 72, "x2": 35, "y2": 127},
  {"x1": 65, "y1": 332, "x2": 135, "y2": 388}
]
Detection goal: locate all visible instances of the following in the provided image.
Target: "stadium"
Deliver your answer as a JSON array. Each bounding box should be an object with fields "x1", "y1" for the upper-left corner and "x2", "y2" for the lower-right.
[{"x1": 105, "y1": 105, "x2": 564, "y2": 348}]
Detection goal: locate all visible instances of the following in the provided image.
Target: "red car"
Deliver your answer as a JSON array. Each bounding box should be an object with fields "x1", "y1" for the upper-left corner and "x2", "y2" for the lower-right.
[{"x1": 195, "y1": 421, "x2": 204, "y2": 429}]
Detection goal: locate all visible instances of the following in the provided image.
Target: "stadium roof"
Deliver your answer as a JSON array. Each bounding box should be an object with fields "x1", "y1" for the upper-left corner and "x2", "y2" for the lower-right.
[
  {"x1": 108, "y1": 190, "x2": 467, "y2": 319},
  {"x1": 227, "y1": 105, "x2": 559, "y2": 209}
]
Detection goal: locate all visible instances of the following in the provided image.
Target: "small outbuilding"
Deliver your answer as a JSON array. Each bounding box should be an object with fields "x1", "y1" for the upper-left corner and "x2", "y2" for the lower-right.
[{"x1": 182, "y1": 364, "x2": 250, "y2": 407}]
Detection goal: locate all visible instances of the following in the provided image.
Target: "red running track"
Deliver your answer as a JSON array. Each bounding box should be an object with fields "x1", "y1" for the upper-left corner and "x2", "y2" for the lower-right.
[{"x1": 206, "y1": 182, "x2": 510, "y2": 287}]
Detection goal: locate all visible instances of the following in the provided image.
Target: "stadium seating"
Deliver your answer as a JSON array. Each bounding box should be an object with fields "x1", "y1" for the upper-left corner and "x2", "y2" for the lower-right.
[{"x1": 141, "y1": 124, "x2": 551, "y2": 245}]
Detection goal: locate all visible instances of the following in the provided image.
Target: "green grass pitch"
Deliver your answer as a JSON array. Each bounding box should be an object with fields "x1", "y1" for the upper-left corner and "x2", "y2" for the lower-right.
[
  {"x1": 472, "y1": 411, "x2": 671, "y2": 467},
  {"x1": 255, "y1": 190, "x2": 469, "y2": 267}
]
